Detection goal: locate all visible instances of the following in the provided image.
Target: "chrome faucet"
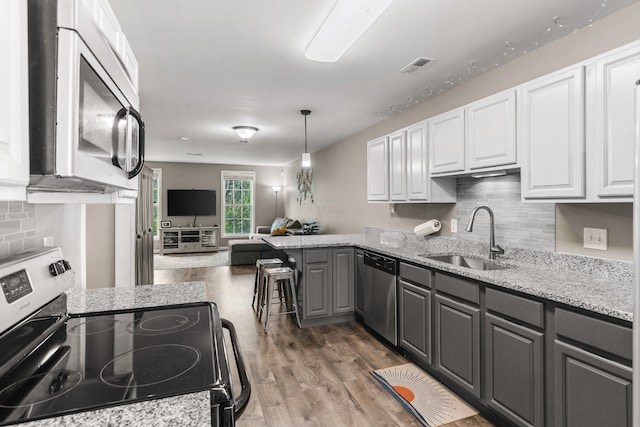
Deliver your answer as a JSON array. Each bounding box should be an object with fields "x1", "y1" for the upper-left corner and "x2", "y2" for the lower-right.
[{"x1": 466, "y1": 205, "x2": 504, "y2": 260}]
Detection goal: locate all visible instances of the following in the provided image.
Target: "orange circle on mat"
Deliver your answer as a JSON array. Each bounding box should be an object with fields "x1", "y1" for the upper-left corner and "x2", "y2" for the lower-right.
[{"x1": 393, "y1": 385, "x2": 415, "y2": 402}]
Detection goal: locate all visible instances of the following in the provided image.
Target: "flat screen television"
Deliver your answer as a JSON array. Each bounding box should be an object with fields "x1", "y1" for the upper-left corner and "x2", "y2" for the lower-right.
[{"x1": 167, "y1": 189, "x2": 216, "y2": 216}]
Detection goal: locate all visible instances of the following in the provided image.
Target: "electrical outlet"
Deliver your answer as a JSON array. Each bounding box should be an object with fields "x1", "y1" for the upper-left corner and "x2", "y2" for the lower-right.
[
  {"x1": 583, "y1": 228, "x2": 607, "y2": 250},
  {"x1": 451, "y1": 219, "x2": 458, "y2": 233},
  {"x1": 43, "y1": 236, "x2": 55, "y2": 247}
]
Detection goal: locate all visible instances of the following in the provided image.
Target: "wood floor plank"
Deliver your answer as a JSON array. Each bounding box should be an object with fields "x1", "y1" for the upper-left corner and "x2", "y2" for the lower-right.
[{"x1": 155, "y1": 263, "x2": 494, "y2": 427}]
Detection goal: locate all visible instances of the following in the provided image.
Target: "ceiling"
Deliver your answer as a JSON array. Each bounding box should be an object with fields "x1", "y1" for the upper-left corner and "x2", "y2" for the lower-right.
[{"x1": 109, "y1": 0, "x2": 637, "y2": 167}]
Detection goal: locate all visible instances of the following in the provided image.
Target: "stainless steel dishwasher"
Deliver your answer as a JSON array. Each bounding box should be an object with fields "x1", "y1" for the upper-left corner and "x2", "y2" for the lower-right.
[{"x1": 363, "y1": 251, "x2": 397, "y2": 346}]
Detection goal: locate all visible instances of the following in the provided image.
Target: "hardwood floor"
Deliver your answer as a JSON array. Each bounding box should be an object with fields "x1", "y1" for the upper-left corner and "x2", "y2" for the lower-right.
[{"x1": 154, "y1": 266, "x2": 494, "y2": 427}]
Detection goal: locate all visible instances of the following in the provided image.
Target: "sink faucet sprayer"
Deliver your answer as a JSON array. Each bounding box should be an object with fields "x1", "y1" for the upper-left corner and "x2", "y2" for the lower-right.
[{"x1": 465, "y1": 205, "x2": 504, "y2": 260}]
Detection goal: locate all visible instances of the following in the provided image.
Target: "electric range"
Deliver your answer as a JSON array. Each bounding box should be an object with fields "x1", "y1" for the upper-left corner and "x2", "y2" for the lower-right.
[{"x1": 0, "y1": 248, "x2": 250, "y2": 426}]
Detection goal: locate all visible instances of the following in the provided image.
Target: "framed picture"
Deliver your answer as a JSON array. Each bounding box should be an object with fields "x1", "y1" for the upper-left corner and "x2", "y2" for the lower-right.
[{"x1": 160, "y1": 221, "x2": 171, "y2": 228}]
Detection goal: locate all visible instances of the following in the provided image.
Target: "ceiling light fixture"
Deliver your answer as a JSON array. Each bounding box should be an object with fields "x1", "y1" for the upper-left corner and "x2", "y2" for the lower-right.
[
  {"x1": 300, "y1": 110, "x2": 311, "y2": 168},
  {"x1": 470, "y1": 170, "x2": 507, "y2": 179},
  {"x1": 305, "y1": 0, "x2": 395, "y2": 62},
  {"x1": 232, "y1": 126, "x2": 259, "y2": 141}
]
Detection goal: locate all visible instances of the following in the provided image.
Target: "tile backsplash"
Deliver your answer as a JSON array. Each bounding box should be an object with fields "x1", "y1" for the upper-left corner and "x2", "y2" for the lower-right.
[
  {"x1": 455, "y1": 173, "x2": 555, "y2": 251},
  {"x1": 0, "y1": 201, "x2": 36, "y2": 257}
]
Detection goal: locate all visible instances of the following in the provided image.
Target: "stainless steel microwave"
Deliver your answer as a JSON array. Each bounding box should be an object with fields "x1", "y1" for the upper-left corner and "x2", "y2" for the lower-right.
[{"x1": 28, "y1": 0, "x2": 145, "y2": 193}]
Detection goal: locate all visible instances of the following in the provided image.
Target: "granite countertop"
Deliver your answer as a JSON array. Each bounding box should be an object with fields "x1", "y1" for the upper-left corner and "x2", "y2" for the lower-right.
[
  {"x1": 23, "y1": 282, "x2": 212, "y2": 427},
  {"x1": 262, "y1": 231, "x2": 634, "y2": 322}
]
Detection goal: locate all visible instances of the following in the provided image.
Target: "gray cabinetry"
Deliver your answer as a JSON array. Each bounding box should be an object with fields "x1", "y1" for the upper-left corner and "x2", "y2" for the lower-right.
[
  {"x1": 554, "y1": 308, "x2": 632, "y2": 427},
  {"x1": 304, "y1": 261, "x2": 330, "y2": 318},
  {"x1": 485, "y1": 313, "x2": 544, "y2": 427},
  {"x1": 434, "y1": 293, "x2": 481, "y2": 398},
  {"x1": 398, "y1": 262, "x2": 432, "y2": 364},
  {"x1": 299, "y1": 247, "x2": 355, "y2": 325},
  {"x1": 485, "y1": 288, "x2": 545, "y2": 427},
  {"x1": 332, "y1": 248, "x2": 355, "y2": 314},
  {"x1": 355, "y1": 250, "x2": 364, "y2": 317},
  {"x1": 303, "y1": 249, "x2": 330, "y2": 318}
]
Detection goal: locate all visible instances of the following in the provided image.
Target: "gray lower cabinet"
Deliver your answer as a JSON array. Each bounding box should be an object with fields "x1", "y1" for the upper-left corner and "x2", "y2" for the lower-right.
[
  {"x1": 554, "y1": 307, "x2": 633, "y2": 427},
  {"x1": 303, "y1": 260, "x2": 330, "y2": 317},
  {"x1": 301, "y1": 247, "x2": 354, "y2": 323},
  {"x1": 355, "y1": 250, "x2": 364, "y2": 316},
  {"x1": 332, "y1": 248, "x2": 355, "y2": 314},
  {"x1": 399, "y1": 280, "x2": 431, "y2": 364},
  {"x1": 485, "y1": 313, "x2": 544, "y2": 427},
  {"x1": 554, "y1": 341, "x2": 632, "y2": 427},
  {"x1": 434, "y1": 293, "x2": 481, "y2": 398}
]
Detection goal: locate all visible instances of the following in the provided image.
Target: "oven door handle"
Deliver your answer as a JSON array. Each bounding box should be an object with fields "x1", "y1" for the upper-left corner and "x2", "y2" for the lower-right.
[{"x1": 221, "y1": 318, "x2": 251, "y2": 418}]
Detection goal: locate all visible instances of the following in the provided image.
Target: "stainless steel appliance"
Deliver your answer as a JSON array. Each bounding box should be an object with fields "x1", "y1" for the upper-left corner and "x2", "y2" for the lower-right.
[
  {"x1": 27, "y1": 0, "x2": 145, "y2": 193},
  {"x1": 0, "y1": 248, "x2": 250, "y2": 426},
  {"x1": 363, "y1": 251, "x2": 397, "y2": 345},
  {"x1": 135, "y1": 167, "x2": 154, "y2": 285}
]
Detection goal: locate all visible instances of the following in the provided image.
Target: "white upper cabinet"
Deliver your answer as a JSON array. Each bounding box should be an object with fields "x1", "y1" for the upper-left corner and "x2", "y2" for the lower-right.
[
  {"x1": 367, "y1": 137, "x2": 389, "y2": 201},
  {"x1": 367, "y1": 121, "x2": 456, "y2": 203},
  {"x1": 389, "y1": 131, "x2": 407, "y2": 201},
  {"x1": 0, "y1": 0, "x2": 29, "y2": 201},
  {"x1": 594, "y1": 43, "x2": 640, "y2": 198},
  {"x1": 428, "y1": 108, "x2": 465, "y2": 174},
  {"x1": 466, "y1": 90, "x2": 517, "y2": 170},
  {"x1": 406, "y1": 122, "x2": 429, "y2": 200},
  {"x1": 519, "y1": 66, "x2": 586, "y2": 199}
]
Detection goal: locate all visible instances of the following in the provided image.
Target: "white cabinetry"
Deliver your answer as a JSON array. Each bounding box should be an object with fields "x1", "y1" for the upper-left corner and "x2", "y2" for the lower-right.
[
  {"x1": 160, "y1": 227, "x2": 219, "y2": 254},
  {"x1": 367, "y1": 137, "x2": 389, "y2": 201},
  {"x1": 466, "y1": 90, "x2": 517, "y2": 170},
  {"x1": 80, "y1": 0, "x2": 139, "y2": 91},
  {"x1": 406, "y1": 122, "x2": 429, "y2": 200},
  {"x1": 0, "y1": 0, "x2": 29, "y2": 201},
  {"x1": 367, "y1": 122, "x2": 456, "y2": 203},
  {"x1": 519, "y1": 66, "x2": 586, "y2": 199},
  {"x1": 389, "y1": 131, "x2": 407, "y2": 201},
  {"x1": 429, "y1": 109, "x2": 465, "y2": 174},
  {"x1": 594, "y1": 44, "x2": 640, "y2": 198}
]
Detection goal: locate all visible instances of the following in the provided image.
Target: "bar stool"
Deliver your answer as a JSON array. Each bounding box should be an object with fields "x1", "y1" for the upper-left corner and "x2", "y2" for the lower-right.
[
  {"x1": 252, "y1": 258, "x2": 283, "y2": 311},
  {"x1": 261, "y1": 266, "x2": 301, "y2": 333}
]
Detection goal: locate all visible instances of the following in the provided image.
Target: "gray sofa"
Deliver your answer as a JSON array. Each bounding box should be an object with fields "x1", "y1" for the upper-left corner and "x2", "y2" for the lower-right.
[{"x1": 228, "y1": 219, "x2": 301, "y2": 266}]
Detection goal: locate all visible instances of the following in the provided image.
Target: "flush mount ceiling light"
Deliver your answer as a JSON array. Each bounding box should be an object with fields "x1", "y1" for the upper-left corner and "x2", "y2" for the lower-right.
[
  {"x1": 232, "y1": 126, "x2": 259, "y2": 142},
  {"x1": 305, "y1": 0, "x2": 395, "y2": 62},
  {"x1": 300, "y1": 110, "x2": 312, "y2": 168},
  {"x1": 470, "y1": 170, "x2": 507, "y2": 179}
]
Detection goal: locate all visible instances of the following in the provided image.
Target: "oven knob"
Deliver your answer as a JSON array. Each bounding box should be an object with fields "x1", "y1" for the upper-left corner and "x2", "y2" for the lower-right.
[
  {"x1": 49, "y1": 263, "x2": 59, "y2": 277},
  {"x1": 62, "y1": 260, "x2": 71, "y2": 271}
]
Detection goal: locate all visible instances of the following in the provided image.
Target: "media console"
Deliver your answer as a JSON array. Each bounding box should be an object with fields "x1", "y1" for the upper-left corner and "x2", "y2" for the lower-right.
[{"x1": 160, "y1": 226, "x2": 219, "y2": 254}]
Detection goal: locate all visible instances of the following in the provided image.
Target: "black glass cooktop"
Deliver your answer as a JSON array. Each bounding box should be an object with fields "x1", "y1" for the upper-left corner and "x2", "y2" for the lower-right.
[{"x1": 0, "y1": 304, "x2": 219, "y2": 425}]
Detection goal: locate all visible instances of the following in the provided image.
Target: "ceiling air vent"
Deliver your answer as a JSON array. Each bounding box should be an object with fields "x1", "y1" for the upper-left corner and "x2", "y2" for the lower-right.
[{"x1": 399, "y1": 57, "x2": 433, "y2": 74}]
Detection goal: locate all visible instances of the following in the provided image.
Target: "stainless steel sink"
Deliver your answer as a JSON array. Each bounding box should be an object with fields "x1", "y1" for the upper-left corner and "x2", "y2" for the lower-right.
[{"x1": 421, "y1": 254, "x2": 509, "y2": 271}]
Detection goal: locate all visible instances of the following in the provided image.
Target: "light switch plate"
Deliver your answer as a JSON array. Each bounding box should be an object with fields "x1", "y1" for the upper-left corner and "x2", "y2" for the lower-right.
[
  {"x1": 583, "y1": 227, "x2": 607, "y2": 250},
  {"x1": 451, "y1": 219, "x2": 458, "y2": 233}
]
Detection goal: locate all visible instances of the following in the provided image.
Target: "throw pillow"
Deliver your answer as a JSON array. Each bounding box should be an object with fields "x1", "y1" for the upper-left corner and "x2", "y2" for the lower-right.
[{"x1": 270, "y1": 217, "x2": 289, "y2": 235}]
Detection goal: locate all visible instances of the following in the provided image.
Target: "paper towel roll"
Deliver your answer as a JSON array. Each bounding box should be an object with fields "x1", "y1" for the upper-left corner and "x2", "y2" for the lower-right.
[{"x1": 414, "y1": 219, "x2": 441, "y2": 237}]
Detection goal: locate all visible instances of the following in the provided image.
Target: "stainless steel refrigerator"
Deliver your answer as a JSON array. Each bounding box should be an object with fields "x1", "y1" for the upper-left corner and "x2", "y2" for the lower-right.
[{"x1": 136, "y1": 166, "x2": 154, "y2": 285}]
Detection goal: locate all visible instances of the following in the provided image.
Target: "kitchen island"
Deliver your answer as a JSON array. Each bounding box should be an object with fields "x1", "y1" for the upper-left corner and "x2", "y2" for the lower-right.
[
  {"x1": 22, "y1": 282, "x2": 212, "y2": 427},
  {"x1": 262, "y1": 227, "x2": 633, "y2": 321}
]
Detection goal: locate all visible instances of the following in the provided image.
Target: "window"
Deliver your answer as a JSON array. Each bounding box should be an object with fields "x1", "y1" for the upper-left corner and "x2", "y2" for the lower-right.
[
  {"x1": 221, "y1": 171, "x2": 255, "y2": 237},
  {"x1": 152, "y1": 168, "x2": 162, "y2": 238}
]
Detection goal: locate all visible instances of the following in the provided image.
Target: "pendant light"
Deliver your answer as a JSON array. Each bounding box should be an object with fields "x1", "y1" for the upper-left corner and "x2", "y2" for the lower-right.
[{"x1": 301, "y1": 110, "x2": 311, "y2": 168}]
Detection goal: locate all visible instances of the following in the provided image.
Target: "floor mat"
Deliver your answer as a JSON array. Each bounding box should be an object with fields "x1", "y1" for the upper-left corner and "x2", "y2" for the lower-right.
[
  {"x1": 153, "y1": 251, "x2": 230, "y2": 270},
  {"x1": 371, "y1": 363, "x2": 478, "y2": 427}
]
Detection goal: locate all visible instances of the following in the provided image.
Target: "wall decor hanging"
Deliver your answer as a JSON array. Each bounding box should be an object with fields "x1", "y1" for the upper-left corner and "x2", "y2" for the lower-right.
[{"x1": 296, "y1": 168, "x2": 313, "y2": 204}]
